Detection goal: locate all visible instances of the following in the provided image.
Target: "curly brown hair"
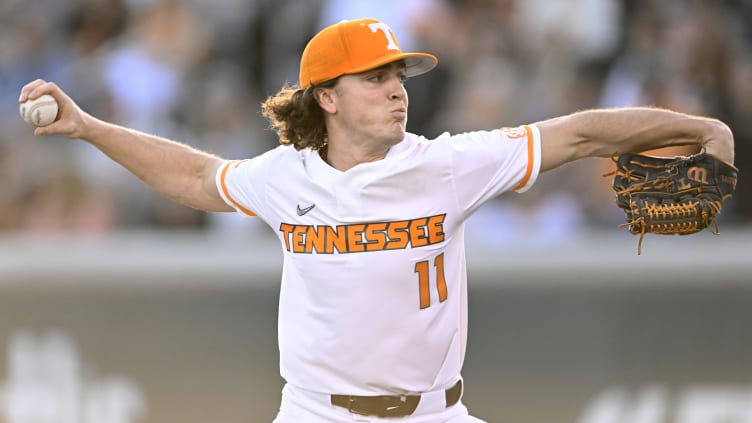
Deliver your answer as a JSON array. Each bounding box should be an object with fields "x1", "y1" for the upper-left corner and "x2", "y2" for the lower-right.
[{"x1": 260, "y1": 79, "x2": 338, "y2": 151}]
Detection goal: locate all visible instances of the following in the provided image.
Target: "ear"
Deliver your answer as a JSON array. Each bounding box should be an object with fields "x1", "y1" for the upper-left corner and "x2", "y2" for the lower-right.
[{"x1": 314, "y1": 87, "x2": 337, "y2": 114}]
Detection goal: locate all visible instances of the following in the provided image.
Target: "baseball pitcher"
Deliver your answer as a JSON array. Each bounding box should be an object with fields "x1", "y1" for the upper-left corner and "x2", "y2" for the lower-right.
[{"x1": 19, "y1": 18, "x2": 735, "y2": 423}]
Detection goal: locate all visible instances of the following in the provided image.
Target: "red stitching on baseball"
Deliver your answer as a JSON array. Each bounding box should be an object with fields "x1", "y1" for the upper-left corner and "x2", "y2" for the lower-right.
[{"x1": 26, "y1": 100, "x2": 57, "y2": 125}]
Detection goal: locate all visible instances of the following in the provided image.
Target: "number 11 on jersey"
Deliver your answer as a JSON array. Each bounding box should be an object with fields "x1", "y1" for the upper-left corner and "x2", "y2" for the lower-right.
[{"x1": 415, "y1": 253, "x2": 448, "y2": 309}]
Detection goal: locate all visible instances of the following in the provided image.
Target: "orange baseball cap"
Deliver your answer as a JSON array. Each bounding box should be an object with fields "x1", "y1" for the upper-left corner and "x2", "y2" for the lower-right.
[{"x1": 299, "y1": 18, "x2": 438, "y2": 89}]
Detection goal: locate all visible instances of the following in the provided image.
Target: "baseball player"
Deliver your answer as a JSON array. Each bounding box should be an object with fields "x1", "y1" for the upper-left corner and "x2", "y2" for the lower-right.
[{"x1": 20, "y1": 18, "x2": 734, "y2": 423}]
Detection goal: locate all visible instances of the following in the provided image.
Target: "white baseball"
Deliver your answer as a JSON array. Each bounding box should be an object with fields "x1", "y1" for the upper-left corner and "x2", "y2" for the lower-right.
[{"x1": 19, "y1": 94, "x2": 59, "y2": 127}]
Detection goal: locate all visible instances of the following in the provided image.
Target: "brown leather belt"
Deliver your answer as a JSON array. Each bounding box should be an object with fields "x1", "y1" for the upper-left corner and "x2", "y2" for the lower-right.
[{"x1": 331, "y1": 380, "x2": 462, "y2": 418}]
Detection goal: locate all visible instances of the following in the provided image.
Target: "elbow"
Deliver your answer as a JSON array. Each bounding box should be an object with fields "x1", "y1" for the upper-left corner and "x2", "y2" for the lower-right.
[
  {"x1": 169, "y1": 158, "x2": 228, "y2": 212},
  {"x1": 705, "y1": 119, "x2": 735, "y2": 165},
  {"x1": 711, "y1": 119, "x2": 734, "y2": 145}
]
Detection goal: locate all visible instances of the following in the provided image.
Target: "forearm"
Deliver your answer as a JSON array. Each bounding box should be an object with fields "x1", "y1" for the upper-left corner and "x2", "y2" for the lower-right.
[
  {"x1": 538, "y1": 107, "x2": 735, "y2": 171},
  {"x1": 576, "y1": 107, "x2": 734, "y2": 160},
  {"x1": 81, "y1": 115, "x2": 230, "y2": 212}
]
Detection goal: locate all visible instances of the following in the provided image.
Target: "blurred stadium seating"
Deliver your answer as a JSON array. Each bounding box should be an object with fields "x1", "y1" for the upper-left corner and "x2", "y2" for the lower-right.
[{"x1": 1, "y1": 1, "x2": 750, "y2": 422}]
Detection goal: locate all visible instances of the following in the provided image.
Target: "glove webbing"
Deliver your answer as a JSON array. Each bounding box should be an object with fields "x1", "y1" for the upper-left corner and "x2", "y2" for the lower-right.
[{"x1": 623, "y1": 198, "x2": 722, "y2": 254}]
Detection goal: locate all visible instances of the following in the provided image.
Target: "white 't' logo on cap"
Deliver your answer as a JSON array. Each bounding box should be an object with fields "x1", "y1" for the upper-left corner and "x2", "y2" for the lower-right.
[{"x1": 368, "y1": 23, "x2": 399, "y2": 51}]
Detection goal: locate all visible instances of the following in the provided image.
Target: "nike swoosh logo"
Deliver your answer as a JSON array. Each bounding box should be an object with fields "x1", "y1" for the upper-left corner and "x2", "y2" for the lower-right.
[{"x1": 296, "y1": 203, "x2": 315, "y2": 216}]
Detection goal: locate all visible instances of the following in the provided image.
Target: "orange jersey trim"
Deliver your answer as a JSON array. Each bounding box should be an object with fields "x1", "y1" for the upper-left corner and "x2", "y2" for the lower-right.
[
  {"x1": 220, "y1": 161, "x2": 257, "y2": 217},
  {"x1": 513, "y1": 125, "x2": 535, "y2": 191}
]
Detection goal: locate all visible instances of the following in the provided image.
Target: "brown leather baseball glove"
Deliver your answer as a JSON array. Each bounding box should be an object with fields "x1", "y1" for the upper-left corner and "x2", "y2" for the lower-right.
[{"x1": 611, "y1": 151, "x2": 738, "y2": 254}]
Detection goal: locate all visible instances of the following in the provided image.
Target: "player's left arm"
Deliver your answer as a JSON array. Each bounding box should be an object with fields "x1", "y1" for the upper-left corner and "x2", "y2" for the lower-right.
[{"x1": 535, "y1": 107, "x2": 735, "y2": 172}]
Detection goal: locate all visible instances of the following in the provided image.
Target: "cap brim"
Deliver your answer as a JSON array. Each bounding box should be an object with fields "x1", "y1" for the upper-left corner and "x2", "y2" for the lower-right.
[
  {"x1": 403, "y1": 53, "x2": 439, "y2": 77},
  {"x1": 346, "y1": 52, "x2": 438, "y2": 79}
]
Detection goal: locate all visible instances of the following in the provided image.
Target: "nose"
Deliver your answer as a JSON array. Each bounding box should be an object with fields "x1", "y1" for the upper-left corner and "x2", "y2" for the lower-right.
[{"x1": 388, "y1": 77, "x2": 406, "y2": 101}]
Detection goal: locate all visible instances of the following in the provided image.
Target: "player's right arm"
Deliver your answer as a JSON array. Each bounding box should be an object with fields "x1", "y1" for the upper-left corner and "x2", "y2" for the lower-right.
[{"x1": 19, "y1": 79, "x2": 234, "y2": 213}]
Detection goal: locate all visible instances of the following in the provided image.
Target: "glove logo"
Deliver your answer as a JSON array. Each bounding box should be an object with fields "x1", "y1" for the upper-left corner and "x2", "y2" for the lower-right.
[{"x1": 687, "y1": 167, "x2": 709, "y2": 184}]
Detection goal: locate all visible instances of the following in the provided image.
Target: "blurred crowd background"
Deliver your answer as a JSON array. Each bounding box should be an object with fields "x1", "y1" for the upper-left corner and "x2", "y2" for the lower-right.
[{"x1": 0, "y1": 0, "x2": 749, "y2": 240}]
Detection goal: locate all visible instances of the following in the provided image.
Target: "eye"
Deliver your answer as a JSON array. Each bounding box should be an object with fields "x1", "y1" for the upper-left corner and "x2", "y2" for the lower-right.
[
  {"x1": 398, "y1": 74, "x2": 408, "y2": 84},
  {"x1": 367, "y1": 72, "x2": 384, "y2": 82}
]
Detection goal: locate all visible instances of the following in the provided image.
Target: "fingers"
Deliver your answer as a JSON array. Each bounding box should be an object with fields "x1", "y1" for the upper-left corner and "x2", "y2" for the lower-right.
[
  {"x1": 18, "y1": 79, "x2": 45, "y2": 102},
  {"x1": 34, "y1": 121, "x2": 62, "y2": 137},
  {"x1": 19, "y1": 79, "x2": 61, "y2": 103}
]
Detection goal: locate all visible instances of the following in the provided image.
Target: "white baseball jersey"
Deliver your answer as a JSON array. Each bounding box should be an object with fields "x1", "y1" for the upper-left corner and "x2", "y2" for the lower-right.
[{"x1": 216, "y1": 125, "x2": 541, "y2": 396}]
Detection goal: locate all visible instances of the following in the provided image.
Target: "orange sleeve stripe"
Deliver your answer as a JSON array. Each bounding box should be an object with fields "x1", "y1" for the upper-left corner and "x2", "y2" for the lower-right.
[
  {"x1": 220, "y1": 161, "x2": 257, "y2": 217},
  {"x1": 513, "y1": 125, "x2": 535, "y2": 191}
]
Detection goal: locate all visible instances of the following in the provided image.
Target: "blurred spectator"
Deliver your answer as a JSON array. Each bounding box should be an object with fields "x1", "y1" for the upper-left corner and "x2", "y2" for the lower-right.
[{"x1": 0, "y1": 0, "x2": 749, "y2": 236}]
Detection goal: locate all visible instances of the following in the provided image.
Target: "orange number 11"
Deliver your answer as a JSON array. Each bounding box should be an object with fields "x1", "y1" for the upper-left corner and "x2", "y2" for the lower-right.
[{"x1": 415, "y1": 253, "x2": 448, "y2": 309}]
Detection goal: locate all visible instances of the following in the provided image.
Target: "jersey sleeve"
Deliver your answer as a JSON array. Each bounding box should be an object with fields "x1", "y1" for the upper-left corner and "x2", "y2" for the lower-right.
[
  {"x1": 216, "y1": 159, "x2": 257, "y2": 217},
  {"x1": 216, "y1": 146, "x2": 284, "y2": 218},
  {"x1": 449, "y1": 124, "x2": 542, "y2": 216}
]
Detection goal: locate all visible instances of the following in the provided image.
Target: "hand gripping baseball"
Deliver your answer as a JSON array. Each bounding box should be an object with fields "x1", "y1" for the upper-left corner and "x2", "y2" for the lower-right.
[
  {"x1": 610, "y1": 151, "x2": 738, "y2": 254},
  {"x1": 19, "y1": 79, "x2": 89, "y2": 139}
]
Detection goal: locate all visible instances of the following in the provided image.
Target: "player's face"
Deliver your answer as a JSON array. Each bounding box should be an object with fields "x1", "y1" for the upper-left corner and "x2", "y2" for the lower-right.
[{"x1": 332, "y1": 61, "x2": 409, "y2": 146}]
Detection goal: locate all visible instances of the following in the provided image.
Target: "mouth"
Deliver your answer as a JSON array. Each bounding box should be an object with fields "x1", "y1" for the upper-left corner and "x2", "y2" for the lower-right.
[{"x1": 391, "y1": 107, "x2": 407, "y2": 119}]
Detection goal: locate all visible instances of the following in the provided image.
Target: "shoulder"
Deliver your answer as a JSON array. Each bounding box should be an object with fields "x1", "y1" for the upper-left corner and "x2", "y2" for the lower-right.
[
  {"x1": 395, "y1": 131, "x2": 508, "y2": 161},
  {"x1": 233, "y1": 145, "x2": 302, "y2": 168},
  {"x1": 219, "y1": 145, "x2": 304, "y2": 186},
  {"x1": 261, "y1": 144, "x2": 302, "y2": 161},
  {"x1": 390, "y1": 132, "x2": 450, "y2": 160},
  {"x1": 408, "y1": 128, "x2": 530, "y2": 153}
]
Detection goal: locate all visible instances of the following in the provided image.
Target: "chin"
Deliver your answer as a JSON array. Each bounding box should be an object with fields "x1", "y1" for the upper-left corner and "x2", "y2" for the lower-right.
[
  {"x1": 387, "y1": 131, "x2": 405, "y2": 145},
  {"x1": 389, "y1": 123, "x2": 406, "y2": 141}
]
